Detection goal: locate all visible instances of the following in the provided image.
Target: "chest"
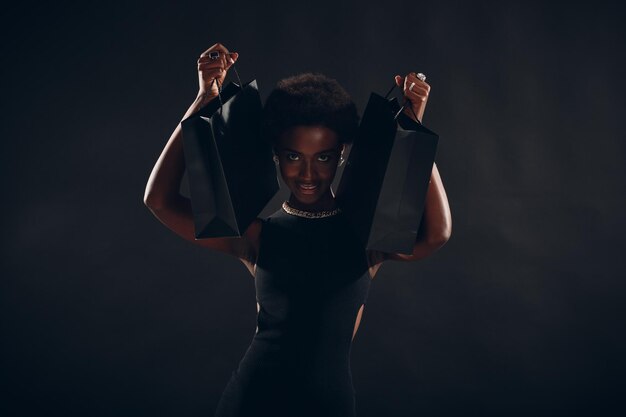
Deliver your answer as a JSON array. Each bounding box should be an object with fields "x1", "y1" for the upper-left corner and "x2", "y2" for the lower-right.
[{"x1": 254, "y1": 220, "x2": 370, "y2": 296}]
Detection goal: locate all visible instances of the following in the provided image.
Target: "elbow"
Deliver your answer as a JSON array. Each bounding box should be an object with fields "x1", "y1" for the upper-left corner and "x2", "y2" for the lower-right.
[
  {"x1": 426, "y1": 236, "x2": 449, "y2": 251},
  {"x1": 143, "y1": 190, "x2": 155, "y2": 209},
  {"x1": 143, "y1": 180, "x2": 172, "y2": 210},
  {"x1": 144, "y1": 190, "x2": 186, "y2": 212},
  {"x1": 426, "y1": 227, "x2": 452, "y2": 250},
  {"x1": 143, "y1": 191, "x2": 166, "y2": 211},
  {"x1": 440, "y1": 226, "x2": 452, "y2": 245},
  {"x1": 436, "y1": 218, "x2": 452, "y2": 245},
  {"x1": 408, "y1": 224, "x2": 451, "y2": 262},
  {"x1": 420, "y1": 210, "x2": 452, "y2": 249}
]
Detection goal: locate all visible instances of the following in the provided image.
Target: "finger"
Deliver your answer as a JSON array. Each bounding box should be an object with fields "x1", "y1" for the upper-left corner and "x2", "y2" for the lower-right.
[
  {"x1": 198, "y1": 61, "x2": 225, "y2": 70},
  {"x1": 406, "y1": 82, "x2": 429, "y2": 95},
  {"x1": 407, "y1": 88, "x2": 428, "y2": 102},
  {"x1": 408, "y1": 71, "x2": 427, "y2": 81},
  {"x1": 407, "y1": 85, "x2": 429, "y2": 99},
  {"x1": 407, "y1": 73, "x2": 431, "y2": 90},
  {"x1": 394, "y1": 75, "x2": 403, "y2": 87},
  {"x1": 199, "y1": 58, "x2": 224, "y2": 67},
  {"x1": 197, "y1": 53, "x2": 236, "y2": 64},
  {"x1": 199, "y1": 50, "x2": 231, "y2": 69},
  {"x1": 408, "y1": 80, "x2": 430, "y2": 96},
  {"x1": 198, "y1": 68, "x2": 225, "y2": 79},
  {"x1": 197, "y1": 54, "x2": 225, "y2": 66},
  {"x1": 200, "y1": 42, "x2": 230, "y2": 57},
  {"x1": 197, "y1": 59, "x2": 226, "y2": 69},
  {"x1": 225, "y1": 52, "x2": 239, "y2": 70},
  {"x1": 407, "y1": 73, "x2": 429, "y2": 86}
]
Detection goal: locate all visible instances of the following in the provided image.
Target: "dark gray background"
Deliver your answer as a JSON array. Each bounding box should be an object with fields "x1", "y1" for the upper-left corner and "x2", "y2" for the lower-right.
[{"x1": 2, "y1": 1, "x2": 625, "y2": 416}]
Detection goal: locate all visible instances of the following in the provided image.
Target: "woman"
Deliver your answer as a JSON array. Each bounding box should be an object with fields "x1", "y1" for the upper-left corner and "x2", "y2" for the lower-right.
[{"x1": 144, "y1": 43, "x2": 451, "y2": 417}]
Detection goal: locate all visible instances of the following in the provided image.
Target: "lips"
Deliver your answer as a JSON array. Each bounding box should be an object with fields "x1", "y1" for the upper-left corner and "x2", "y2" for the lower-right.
[{"x1": 297, "y1": 182, "x2": 318, "y2": 193}]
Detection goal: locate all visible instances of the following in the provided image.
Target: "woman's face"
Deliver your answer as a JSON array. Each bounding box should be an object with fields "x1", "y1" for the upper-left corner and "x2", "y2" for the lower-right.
[{"x1": 275, "y1": 125, "x2": 344, "y2": 209}]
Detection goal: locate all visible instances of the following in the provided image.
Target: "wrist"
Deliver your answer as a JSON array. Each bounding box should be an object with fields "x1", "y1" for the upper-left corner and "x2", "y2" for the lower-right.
[
  {"x1": 196, "y1": 89, "x2": 218, "y2": 103},
  {"x1": 403, "y1": 106, "x2": 422, "y2": 123}
]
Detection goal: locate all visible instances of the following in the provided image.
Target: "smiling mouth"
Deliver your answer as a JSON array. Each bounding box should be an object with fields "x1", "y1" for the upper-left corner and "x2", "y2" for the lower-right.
[{"x1": 297, "y1": 183, "x2": 318, "y2": 193}]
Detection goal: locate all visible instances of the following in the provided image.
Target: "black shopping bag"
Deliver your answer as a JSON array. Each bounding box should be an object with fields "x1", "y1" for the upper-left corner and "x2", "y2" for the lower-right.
[
  {"x1": 335, "y1": 84, "x2": 438, "y2": 254},
  {"x1": 181, "y1": 79, "x2": 279, "y2": 238}
]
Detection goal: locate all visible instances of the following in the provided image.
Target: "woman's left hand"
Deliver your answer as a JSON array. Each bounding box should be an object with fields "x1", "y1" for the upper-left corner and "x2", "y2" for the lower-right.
[{"x1": 394, "y1": 72, "x2": 430, "y2": 123}]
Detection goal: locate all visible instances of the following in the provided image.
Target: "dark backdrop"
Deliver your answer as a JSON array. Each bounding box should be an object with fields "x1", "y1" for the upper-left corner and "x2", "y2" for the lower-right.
[{"x1": 2, "y1": 1, "x2": 625, "y2": 416}]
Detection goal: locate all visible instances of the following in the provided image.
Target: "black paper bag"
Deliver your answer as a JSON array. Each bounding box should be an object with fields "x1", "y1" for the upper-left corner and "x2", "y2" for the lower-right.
[
  {"x1": 181, "y1": 80, "x2": 278, "y2": 238},
  {"x1": 335, "y1": 89, "x2": 438, "y2": 254}
]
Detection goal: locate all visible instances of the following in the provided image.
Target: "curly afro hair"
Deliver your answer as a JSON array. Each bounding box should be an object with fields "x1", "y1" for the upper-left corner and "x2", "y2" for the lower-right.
[{"x1": 261, "y1": 73, "x2": 359, "y2": 148}]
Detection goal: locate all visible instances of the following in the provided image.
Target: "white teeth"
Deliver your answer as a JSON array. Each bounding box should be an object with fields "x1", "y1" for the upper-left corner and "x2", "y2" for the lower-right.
[{"x1": 299, "y1": 184, "x2": 317, "y2": 189}]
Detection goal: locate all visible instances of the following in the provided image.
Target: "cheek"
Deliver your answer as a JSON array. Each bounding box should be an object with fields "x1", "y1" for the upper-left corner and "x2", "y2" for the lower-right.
[
  {"x1": 323, "y1": 168, "x2": 338, "y2": 180},
  {"x1": 315, "y1": 169, "x2": 338, "y2": 181},
  {"x1": 280, "y1": 164, "x2": 299, "y2": 179},
  {"x1": 322, "y1": 164, "x2": 339, "y2": 178}
]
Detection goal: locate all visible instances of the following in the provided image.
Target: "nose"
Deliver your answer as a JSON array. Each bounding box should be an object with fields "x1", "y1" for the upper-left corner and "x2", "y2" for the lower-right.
[{"x1": 299, "y1": 159, "x2": 316, "y2": 181}]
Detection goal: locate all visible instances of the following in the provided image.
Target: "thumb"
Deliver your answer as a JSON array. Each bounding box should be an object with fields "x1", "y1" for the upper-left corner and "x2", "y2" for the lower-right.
[
  {"x1": 394, "y1": 75, "x2": 403, "y2": 87},
  {"x1": 225, "y1": 52, "x2": 239, "y2": 70}
]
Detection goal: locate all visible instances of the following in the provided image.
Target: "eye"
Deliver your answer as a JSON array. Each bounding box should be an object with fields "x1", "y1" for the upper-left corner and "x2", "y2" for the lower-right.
[
  {"x1": 318, "y1": 155, "x2": 331, "y2": 162},
  {"x1": 286, "y1": 153, "x2": 300, "y2": 161}
]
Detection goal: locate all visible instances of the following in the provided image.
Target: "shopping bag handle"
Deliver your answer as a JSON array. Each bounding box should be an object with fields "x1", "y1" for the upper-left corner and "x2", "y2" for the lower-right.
[
  {"x1": 384, "y1": 82, "x2": 421, "y2": 124},
  {"x1": 209, "y1": 55, "x2": 244, "y2": 114}
]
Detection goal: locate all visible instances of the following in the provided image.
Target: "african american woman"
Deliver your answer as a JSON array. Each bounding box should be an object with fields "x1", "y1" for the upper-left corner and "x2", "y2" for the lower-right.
[{"x1": 143, "y1": 42, "x2": 452, "y2": 417}]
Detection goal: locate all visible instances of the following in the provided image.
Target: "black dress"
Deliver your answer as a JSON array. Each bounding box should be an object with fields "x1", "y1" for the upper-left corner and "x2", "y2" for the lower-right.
[{"x1": 214, "y1": 204, "x2": 372, "y2": 417}]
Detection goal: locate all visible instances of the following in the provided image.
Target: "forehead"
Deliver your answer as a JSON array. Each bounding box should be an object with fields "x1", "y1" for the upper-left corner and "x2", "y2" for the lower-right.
[{"x1": 277, "y1": 125, "x2": 340, "y2": 153}]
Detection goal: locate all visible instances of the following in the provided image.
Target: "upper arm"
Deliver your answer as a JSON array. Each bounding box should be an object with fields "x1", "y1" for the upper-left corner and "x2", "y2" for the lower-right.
[{"x1": 145, "y1": 195, "x2": 256, "y2": 260}]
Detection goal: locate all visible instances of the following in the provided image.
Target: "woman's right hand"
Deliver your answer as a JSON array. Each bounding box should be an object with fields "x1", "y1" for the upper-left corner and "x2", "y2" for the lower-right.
[{"x1": 197, "y1": 43, "x2": 239, "y2": 98}]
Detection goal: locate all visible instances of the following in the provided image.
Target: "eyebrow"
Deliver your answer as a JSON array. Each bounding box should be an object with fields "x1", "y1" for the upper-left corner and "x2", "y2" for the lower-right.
[{"x1": 281, "y1": 147, "x2": 338, "y2": 154}]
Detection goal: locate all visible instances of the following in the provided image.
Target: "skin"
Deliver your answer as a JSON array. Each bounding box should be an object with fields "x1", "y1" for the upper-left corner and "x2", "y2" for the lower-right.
[
  {"x1": 144, "y1": 43, "x2": 452, "y2": 340},
  {"x1": 274, "y1": 126, "x2": 345, "y2": 212}
]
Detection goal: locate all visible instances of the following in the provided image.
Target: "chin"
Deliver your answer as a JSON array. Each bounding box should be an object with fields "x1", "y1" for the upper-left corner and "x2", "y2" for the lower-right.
[
  {"x1": 291, "y1": 191, "x2": 321, "y2": 203},
  {"x1": 289, "y1": 184, "x2": 328, "y2": 203}
]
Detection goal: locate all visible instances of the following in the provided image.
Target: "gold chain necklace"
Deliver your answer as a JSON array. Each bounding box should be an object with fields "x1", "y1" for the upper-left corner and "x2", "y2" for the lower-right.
[{"x1": 282, "y1": 201, "x2": 341, "y2": 218}]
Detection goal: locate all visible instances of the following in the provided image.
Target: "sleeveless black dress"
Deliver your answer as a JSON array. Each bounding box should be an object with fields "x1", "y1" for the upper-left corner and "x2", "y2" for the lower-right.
[{"x1": 214, "y1": 204, "x2": 372, "y2": 417}]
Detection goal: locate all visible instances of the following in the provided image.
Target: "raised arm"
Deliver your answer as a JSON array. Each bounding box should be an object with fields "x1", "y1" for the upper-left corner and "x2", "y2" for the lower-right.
[
  {"x1": 384, "y1": 72, "x2": 452, "y2": 262},
  {"x1": 143, "y1": 43, "x2": 260, "y2": 264}
]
